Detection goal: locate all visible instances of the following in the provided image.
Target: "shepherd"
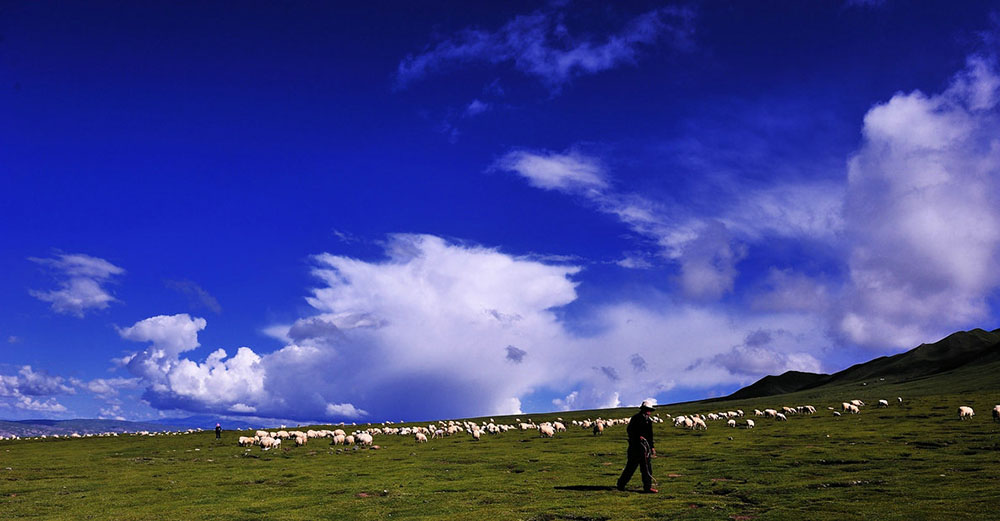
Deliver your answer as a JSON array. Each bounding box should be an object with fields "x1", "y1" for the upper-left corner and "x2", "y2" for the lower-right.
[
  {"x1": 215, "y1": 423, "x2": 222, "y2": 439},
  {"x1": 616, "y1": 400, "x2": 657, "y2": 493}
]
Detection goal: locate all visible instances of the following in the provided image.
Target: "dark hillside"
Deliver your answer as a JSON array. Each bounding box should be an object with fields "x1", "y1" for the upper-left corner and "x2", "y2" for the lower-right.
[
  {"x1": 723, "y1": 327, "x2": 1000, "y2": 400},
  {"x1": 722, "y1": 371, "x2": 829, "y2": 400}
]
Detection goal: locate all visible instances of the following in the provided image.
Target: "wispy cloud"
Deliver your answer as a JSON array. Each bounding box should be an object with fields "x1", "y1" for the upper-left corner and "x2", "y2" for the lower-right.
[
  {"x1": 494, "y1": 148, "x2": 840, "y2": 301},
  {"x1": 165, "y1": 279, "x2": 222, "y2": 314},
  {"x1": 397, "y1": 6, "x2": 693, "y2": 90},
  {"x1": 29, "y1": 253, "x2": 125, "y2": 317}
]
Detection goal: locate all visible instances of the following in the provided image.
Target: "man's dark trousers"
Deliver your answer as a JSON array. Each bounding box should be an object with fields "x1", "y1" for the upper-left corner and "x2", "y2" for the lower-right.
[{"x1": 617, "y1": 442, "x2": 652, "y2": 491}]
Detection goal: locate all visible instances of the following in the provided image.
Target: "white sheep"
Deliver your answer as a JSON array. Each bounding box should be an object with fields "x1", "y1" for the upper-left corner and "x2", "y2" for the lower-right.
[
  {"x1": 847, "y1": 404, "x2": 860, "y2": 414},
  {"x1": 745, "y1": 419, "x2": 755, "y2": 429},
  {"x1": 878, "y1": 399, "x2": 889, "y2": 408},
  {"x1": 727, "y1": 419, "x2": 737, "y2": 428},
  {"x1": 238, "y1": 436, "x2": 255, "y2": 447},
  {"x1": 993, "y1": 405, "x2": 1000, "y2": 422},
  {"x1": 691, "y1": 417, "x2": 707, "y2": 430},
  {"x1": 356, "y1": 433, "x2": 374, "y2": 446},
  {"x1": 539, "y1": 425, "x2": 555, "y2": 438},
  {"x1": 776, "y1": 413, "x2": 787, "y2": 421},
  {"x1": 833, "y1": 411, "x2": 841, "y2": 417},
  {"x1": 958, "y1": 406, "x2": 975, "y2": 420},
  {"x1": 415, "y1": 432, "x2": 428, "y2": 443}
]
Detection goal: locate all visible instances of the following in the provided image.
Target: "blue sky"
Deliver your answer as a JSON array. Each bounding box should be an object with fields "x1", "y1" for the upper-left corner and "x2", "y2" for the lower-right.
[{"x1": 2, "y1": 1, "x2": 999, "y2": 424}]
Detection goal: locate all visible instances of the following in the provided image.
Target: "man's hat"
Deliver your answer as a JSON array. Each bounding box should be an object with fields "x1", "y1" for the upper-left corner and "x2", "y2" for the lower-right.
[{"x1": 640, "y1": 400, "x2": 656, "y2": 411}]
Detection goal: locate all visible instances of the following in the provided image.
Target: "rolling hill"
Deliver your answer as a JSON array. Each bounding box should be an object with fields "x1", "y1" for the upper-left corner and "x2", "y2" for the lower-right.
[{"x1": 724, "y1": 327, "x2": 1000, "y2": 400}]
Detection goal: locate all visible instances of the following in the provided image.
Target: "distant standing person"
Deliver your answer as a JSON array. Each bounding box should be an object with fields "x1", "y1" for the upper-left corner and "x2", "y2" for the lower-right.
[
  {"x1": 215, "y1": 423, "x2": 222, "y2": 439},
  {"x1": 616, "y1": 400, "x2": 657, "y2": 493}
]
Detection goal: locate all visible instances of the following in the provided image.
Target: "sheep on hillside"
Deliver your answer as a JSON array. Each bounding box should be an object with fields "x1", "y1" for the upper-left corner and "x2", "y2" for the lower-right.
[
  {"x1": 539, "y1": 424, "x2": 555, "y2": 438},
  {"x1": 745, "y1": 419, "x2": 755, "y2": 429},
  {"x1": 958, "y1": 406, "x2": 975, "y2": 420},
  {"x1": 993, "y1": 405, "x2": 1000, "y2": 423},
  {"x1": 878, "y1": 399, "x2": 889, "y2": 408},
  {"x1": 727, "y1": 419, "x2": 737, "y2": 428}
]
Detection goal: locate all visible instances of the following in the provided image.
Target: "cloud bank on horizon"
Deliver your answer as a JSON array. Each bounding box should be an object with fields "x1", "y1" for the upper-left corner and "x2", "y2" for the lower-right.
[{"x1": 2, "y1": 4, "x2": 999, "y2": 423}]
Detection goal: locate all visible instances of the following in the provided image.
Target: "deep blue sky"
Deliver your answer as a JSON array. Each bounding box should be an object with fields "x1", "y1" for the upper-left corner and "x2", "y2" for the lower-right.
[{"x1": 2, "y1": 1, "x2": 998, "y2": 424}]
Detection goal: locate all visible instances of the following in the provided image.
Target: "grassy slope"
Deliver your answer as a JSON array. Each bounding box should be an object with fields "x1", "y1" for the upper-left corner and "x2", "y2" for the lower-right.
[{"x1": 1, "y1": 364, "x2": 998, "y2": 521}]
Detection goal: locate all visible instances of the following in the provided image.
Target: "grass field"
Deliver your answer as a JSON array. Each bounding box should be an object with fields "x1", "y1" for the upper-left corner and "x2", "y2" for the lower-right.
[{"x1": 2, "y1": 366, "x2": 998, "y2": 520}]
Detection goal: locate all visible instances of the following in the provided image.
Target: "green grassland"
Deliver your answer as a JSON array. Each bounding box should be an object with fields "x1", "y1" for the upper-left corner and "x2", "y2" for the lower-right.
[{"x1": 2, "y1": 363, "x2": 998, "y2": 520}]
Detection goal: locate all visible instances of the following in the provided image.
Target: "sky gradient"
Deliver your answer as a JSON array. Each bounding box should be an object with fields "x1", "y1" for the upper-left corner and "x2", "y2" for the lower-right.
[{"x1": 2, "y1": 1, "x2": 999, "y2": 424}]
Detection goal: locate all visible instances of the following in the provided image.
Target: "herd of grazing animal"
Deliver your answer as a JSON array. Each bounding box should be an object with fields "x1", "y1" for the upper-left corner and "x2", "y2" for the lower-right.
[{"x1": 3, "y1": 400, "x2": 997, "y2": 446}]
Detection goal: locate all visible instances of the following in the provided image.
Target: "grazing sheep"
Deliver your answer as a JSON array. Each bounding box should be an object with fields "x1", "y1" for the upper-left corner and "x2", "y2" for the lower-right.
[
  {"x1": 959, "y1": 406, "x2": 975, "y2": 420},
  {"x1": 553, "y1": 422, "x2": 566, "y2": 432},
  {"x1": 727, "y1": 419, "x2": 737, "y2": 428},
  {"x1": 745, "y1": 419, "x2": 755, "y2": 429},
  {"x1": 238, "y1": 436, "x2": 255, "y2": 447},
  {"x1": 592, "y1": 421, "x2": 604, "y2": 436},
  {"x1": 764, "y1": 409, "x2": 778, "y2": 418},
  {"x1": 415, "y1": 432, "x2": 428, "y2": 443},
  {"x1": 691, "y1": 417, "x2": 707, "y2": 430},
  {"x1": 754, "y1": 409, "x2": 764, "y2": 417},
  {"x1": 356, "y1": 433, "x2": 374, "y2": 446},
  {"x1": 833, "y1": 411, "x2": 841, "y2": 417},
  {"x1": 776, "y1": 413, "x2": 787, "y2": 421},
  {"x1": 255, "y1": 430, "x2": 269, "y2": 438},
  {"x1": 539, "y1": 425, "x2": 555, "y2": 438},
  {"x1": 847, "y1": 404, "x2": 860, "y2": 414},
  {"x1": 897, "y1": 397, "x2": 903, "y2": 404},
  {"x1": 878, "y1": 399, "x2": 889, "y2": 408},
  {"x1": 294, "y1": 436, "x2": 306, "y2": 447},
  {"x1": 344, "y1": 435, "x2": 355, "y2": 445}
]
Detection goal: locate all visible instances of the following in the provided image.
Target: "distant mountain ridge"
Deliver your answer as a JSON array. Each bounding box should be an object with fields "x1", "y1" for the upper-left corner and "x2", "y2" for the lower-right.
[
  {"x1": 0, "y1": 415, "x2": 265, "y2": 439},
  {"x1": 725, "y1": 328, "x2": 1000, "y2": 400}
]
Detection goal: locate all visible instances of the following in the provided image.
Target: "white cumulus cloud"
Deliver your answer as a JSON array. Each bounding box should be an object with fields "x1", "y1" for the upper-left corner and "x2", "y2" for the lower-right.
[{"x1": 840, "y1": 55, "x2": 1000, "y2": 348}]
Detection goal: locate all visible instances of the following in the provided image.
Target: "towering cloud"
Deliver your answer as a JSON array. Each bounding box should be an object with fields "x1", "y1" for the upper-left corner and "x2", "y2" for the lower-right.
[{"x1": 840, "y1": 56, "x2": 1000, "y2": 348}]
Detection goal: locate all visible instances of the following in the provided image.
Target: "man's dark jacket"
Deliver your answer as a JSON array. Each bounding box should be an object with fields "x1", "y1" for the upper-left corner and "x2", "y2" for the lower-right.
[{"x1": 626, "y1": 411, "x2": 654, "y2": 448}]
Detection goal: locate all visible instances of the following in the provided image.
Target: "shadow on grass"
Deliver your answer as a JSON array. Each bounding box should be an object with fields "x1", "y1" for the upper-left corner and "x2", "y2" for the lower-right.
[{"x1": 553, "y1": 485, "x2": 618, "y2": 491}]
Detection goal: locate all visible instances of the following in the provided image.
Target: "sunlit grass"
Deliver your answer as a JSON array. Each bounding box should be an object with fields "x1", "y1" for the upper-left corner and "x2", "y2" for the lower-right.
[{"x1": 2, "y1": 364, "x2": 998, "y2": 520}]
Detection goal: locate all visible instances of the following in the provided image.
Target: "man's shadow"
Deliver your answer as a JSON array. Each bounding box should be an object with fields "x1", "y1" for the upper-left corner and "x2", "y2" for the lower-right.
[{"x1": 553, "y1": 485, "x2": 617, "y2": 491}]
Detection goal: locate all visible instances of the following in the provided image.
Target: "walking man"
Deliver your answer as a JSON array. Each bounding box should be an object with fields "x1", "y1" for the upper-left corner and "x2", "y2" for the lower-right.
[
  {"x1": 215, "y1": 423, "x2": 222, "y2": 440},
  {"x1": 616, "y1": 400, "x2": 657, "y2": 493}
]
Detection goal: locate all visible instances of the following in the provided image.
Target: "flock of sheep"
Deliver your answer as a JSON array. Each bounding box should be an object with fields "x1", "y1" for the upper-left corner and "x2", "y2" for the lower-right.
[
  {"x1": 223, "y1": 400, "x2": 999, "y2": 452},
  {"x1": 0, "y1": 428, "x2": 206, "y2": 442},
  {"x1": 2, "y1": 402, "x2": 997, "y2": 445},
  {"x1": 234, "y1": 418, "x2": 637, "y2": 451}
]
